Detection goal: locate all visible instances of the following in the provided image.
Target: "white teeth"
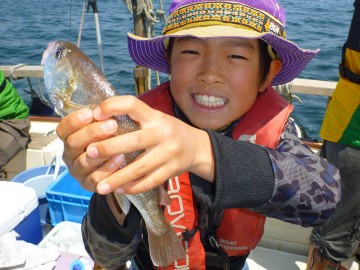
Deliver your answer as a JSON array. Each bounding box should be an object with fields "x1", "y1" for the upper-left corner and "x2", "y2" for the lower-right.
[{"x1": 194, "y1": 94, "x2": 227, "y2": 108}]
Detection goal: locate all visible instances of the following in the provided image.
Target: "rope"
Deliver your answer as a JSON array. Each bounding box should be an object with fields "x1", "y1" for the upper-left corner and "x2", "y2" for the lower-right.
[
  {"x1": 153, "y1": 0, "x2": 166, "y2": 86},
  {"x1": 77, "y1": 0, "x2": 87, "y2": 48},
  {"x1": 37, "y1": 78, "x2": 48, "y2": 102},
  {"x1": 122, "y1": 0, "x2": 165, "y2": 37},
  {"x1": 9, "y1": 64, "x2": 26, "y2": 80},
  {"x1": 122, "y1": 0, "x2": 166, "y2": 87},
  {"x1": 274, "y1": 83, "x2": 302, "y2": 104}
]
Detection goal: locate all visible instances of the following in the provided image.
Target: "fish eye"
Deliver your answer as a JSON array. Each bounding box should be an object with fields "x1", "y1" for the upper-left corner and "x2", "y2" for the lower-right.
[{"x1": 55, "y1": 49, "x2": 63, "y2": 59}]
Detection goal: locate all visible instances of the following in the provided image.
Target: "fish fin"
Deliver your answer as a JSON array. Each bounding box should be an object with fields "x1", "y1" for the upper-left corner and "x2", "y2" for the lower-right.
[
  {"x1": 158, "y1": 185, "x2": 172, "y2": 206},
  {"x1": 113, "y1": 193, "x2": 131, "y2": 215},
  {"x1": 147, "y1": 219, "x2": 186, "y2": 267}
]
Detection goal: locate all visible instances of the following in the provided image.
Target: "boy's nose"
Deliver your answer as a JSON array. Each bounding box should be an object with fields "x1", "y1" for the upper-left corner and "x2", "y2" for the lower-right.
[{"x1": 197, "y1": 58, "x2": 224, "y2": 85}]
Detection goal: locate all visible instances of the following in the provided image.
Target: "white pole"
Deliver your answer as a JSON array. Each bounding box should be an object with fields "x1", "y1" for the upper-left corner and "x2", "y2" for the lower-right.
[
  {"x1": 94, "y1": 12, "x2": 105, "y2": 73},
  {"x1": 88, "y1": 0, "x2": 105, "y2": 73}
]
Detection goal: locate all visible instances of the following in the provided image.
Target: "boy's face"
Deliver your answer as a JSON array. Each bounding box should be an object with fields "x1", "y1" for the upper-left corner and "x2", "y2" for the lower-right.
[{"x1": 169, "y1": 36, "x2": 276, "y2": 130}]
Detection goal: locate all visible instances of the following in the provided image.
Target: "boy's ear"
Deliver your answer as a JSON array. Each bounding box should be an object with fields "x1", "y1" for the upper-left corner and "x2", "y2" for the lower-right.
[{"x1": 259, "y1": 59, "x2": 282, "y2": 92}]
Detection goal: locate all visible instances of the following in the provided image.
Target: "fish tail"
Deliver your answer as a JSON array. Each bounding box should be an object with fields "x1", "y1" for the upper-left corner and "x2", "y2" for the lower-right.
[{"x1": 147, "y1": 222, "x2": 186, "y2": 267}]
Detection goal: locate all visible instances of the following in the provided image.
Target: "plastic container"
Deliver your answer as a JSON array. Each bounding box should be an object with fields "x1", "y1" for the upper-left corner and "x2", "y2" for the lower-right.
[
  {"x1": 12, "y1": 155, "x2": 66, "y2": 224},
  {"x1": 0, "y1": 181, "x2": 42, "y2": 244},
  {"x1": 46, "y1": 169, "x2": 93, "y2": 226}
]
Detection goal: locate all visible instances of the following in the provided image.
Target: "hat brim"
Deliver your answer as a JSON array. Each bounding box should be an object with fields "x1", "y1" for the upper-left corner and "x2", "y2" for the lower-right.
[{"x1": 127, "y1": 25, "x2": 319, "y2": 85}]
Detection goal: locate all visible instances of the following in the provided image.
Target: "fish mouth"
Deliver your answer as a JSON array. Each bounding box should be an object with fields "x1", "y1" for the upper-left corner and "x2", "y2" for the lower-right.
[
  {"x1": 41, "y1": 41, "x2": 56, "y2": 66},
  {"x1": 193, "y1": 94, "x2": 228, "y2": 108}
]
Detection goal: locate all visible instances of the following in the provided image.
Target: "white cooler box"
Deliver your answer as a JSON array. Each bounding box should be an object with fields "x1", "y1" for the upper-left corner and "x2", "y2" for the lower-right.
[{"x1": 0, "y1": 181, "x2": 42, "y2": 244}]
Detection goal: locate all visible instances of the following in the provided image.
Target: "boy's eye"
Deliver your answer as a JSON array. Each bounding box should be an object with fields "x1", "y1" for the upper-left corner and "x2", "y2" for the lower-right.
[
  {"x1": 181, "y1": 50, "x2": 199, "y2": 55},
  {"x1": 228, "y1": 54, "x2": 247, "y2": 60}
]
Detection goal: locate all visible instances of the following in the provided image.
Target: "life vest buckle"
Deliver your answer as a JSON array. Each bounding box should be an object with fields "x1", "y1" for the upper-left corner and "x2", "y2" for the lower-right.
[
  {"x1": 209, "y1": 235, "x2": 220, "y2": 250},
  {"x1": 206, "y1": 236, "x2": 231, "y2": 270}
]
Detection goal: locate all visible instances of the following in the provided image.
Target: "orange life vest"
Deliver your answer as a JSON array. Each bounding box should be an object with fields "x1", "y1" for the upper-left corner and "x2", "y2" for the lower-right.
[{"x1": 139, "y1": 82, "x2": 293, "y2": 269}]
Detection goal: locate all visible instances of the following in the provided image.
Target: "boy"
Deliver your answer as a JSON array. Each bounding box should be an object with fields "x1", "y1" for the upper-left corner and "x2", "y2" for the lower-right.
[{"x1": 56, "y1": 0, "x2": 341, "y2": 269}]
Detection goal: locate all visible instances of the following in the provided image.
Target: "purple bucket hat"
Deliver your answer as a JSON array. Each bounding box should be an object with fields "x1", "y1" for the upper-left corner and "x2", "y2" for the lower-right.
[{"x1": 127, "y1": 0, "x2": 319, "y2": 85}]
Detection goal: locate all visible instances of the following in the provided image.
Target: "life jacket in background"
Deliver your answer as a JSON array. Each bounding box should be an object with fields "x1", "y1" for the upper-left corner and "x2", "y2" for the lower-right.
[
  {"x1": 320, "y1": 1, "x2": 360, "y2": 148},
  {"x1": 320, "y1": 48, "x2": 360, "y2": 148},
  {"x1": 139, "y1": 82, "x2": 293, "y2": 269}
]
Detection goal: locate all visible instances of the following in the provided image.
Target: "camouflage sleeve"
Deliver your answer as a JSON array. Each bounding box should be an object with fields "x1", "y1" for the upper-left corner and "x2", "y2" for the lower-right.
[
  {"x1": 206, "y1": 119, "x2": 341, "y2": 227},
  {"x1": 81, "y1": 194, "x2": 143, "y2": 269},
  {"x1": 255, "y1": 119, "x2": 341, "y2": 226},
  {"x1": 82, "y1": 213, "x2": 142, "y2": 269}
]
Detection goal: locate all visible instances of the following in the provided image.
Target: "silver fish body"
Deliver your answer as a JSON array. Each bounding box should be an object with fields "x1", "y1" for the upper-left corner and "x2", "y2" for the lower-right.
[{"x1": 42, "y1": 40, "x2": 185, "y2": 267}]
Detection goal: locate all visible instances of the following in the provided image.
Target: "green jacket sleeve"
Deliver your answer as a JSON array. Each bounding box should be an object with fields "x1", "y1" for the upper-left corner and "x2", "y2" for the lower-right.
[{"x1": 0, "y1": 70, "x2": 29, "y2": 120}]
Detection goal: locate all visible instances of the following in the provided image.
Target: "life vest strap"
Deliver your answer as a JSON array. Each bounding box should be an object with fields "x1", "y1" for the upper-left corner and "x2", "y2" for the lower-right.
[
  {"x1": 182, "y1": 226, "x2": 199, "y2": 241},
  {"x1": 339, "y1": 64, "x2": 360, "y2": 85},
  {"x1": 339, "y1": 44, "x2": 360, "y2": 85}
]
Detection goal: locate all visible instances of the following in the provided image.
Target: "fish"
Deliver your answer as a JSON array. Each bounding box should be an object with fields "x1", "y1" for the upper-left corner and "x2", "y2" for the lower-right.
[{"x1": 41, "y1": 40, "x2": 186, "y2": 267}]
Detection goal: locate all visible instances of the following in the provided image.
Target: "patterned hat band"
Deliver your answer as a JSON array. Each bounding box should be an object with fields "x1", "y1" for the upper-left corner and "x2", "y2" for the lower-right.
[{"x1": 163, "y1": 1, "x2": 286, "y2": 38}]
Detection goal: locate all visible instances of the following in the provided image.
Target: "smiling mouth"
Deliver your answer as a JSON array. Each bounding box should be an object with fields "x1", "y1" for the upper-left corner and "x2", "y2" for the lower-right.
[{"x1": 193, "y1": 94, "x2": 228, "y2": 108}]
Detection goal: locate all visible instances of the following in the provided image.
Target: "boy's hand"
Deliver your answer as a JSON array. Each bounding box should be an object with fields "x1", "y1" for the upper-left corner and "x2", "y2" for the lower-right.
[
  {"x1": 56, "y1": 108, "x2": 123, "y2": 191},
  {"x1": 85, "y1": 95, "x2": 215, "y2": 195}
]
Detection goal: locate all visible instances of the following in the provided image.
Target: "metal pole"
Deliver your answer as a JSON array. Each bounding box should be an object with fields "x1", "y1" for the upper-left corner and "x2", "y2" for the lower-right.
[{"x1": 88, "y1": 0, "x2": 105, "y2": 73}]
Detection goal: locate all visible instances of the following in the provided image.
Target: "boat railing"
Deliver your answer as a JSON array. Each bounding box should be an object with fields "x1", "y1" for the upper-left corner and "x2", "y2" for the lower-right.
[
  {"x1": 1, "y1": 65, "x2": 43, "y2": 79},
  {"x1": 1, "y1": 64, "x2": 334, "y2": 153},
  {"x1": 0, "y1": 65, "x2": 337, "y2": 97},
  {"x1": 1, "y1": 64, "x2": 334, "y2": 151}
]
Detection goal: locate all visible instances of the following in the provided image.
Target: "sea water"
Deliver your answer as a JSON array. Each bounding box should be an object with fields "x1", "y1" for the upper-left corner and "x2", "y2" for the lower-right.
[{"x1": 0, "y1": 0, "x2": 354, "y2": 140}]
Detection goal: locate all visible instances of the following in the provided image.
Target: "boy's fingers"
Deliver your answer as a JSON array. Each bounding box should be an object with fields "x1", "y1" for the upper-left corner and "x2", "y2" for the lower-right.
[
  {"x1": 96, "y1": 146, "x2": 173, "y2": 194},
  {"x1": 86, "y1": 127, "x2": 156, "y2": 159},
  {"x1": 98, "y1": 162, "x2": 171, "y2": 195},
  {"x1": 74, "y1": 154, "x2": 125, "y2": 191},
  {"x1": 93, "y1": 96, "x2": 157, "y2": 123},
  {"x1": 62, "y1": 119, "x2": 118, "y2": 162},
  {"x1": 56, "y1": 108, "x2": 93, "y2": 140}
]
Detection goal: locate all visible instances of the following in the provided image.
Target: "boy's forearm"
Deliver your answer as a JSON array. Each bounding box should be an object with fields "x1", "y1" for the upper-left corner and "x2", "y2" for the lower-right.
[
  {"x1": 189, "y1": 128, "x2": 216, "y2": 183},
  {"x1": 206, "y1": 129, "x2": 274, "y2": 209}
]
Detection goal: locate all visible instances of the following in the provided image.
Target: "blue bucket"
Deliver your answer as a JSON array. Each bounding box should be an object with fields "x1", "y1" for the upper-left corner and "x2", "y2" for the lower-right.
[{"x1": 12, "y1": 156, "x2": 67, "y2": 225}]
